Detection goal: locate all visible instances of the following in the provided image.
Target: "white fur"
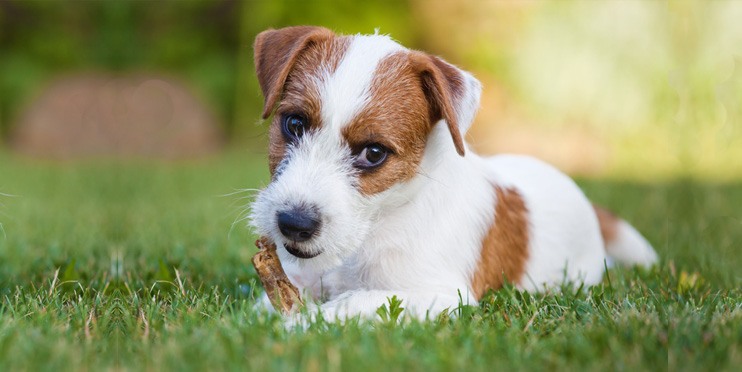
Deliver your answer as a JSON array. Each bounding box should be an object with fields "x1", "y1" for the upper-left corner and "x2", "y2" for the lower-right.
[
  {"x1": 321, "y1": 34, "x2": 403, "y2": 133},
  {"x1": 250, "y1": 131, "x2": 368, "y2": 275},
  {"x1": 250, "y1": 33, "x2": 658, "y2": 322}
]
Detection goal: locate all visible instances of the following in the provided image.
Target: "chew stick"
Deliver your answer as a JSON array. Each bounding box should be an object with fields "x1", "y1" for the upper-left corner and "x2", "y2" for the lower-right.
[{"x1": 251, "y1": 237, "x2": 304, "y2": 314}]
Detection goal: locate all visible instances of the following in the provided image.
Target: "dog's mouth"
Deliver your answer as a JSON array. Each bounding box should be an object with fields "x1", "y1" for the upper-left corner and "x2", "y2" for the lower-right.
[{"x1": 283, "y1": 243, "x2": 321, "y2": 259}]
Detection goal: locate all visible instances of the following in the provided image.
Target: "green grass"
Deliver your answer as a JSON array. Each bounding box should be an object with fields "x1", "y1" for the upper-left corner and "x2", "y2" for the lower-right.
[{"x1": 0, "y1": 148, "x2": 740, "y2": 371}]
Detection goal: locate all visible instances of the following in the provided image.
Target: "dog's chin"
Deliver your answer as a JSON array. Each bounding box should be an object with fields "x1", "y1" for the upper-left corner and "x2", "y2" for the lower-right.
[
  {"x1": 274, "y1": 236, "x2": 356, "y2": 273},
  {"x1": 283, "y1": 243, "x2": 321, "y2": 259}
]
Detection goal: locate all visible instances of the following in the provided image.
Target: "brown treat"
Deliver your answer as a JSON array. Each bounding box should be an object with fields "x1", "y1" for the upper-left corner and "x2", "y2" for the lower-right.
[{"x1": 251, "y1": 237, "x2": 304, "y2": 314}]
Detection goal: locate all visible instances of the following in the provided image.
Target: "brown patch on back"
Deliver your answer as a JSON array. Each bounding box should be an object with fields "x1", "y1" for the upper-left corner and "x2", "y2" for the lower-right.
[
  {"x1": 593, "y1": 204, "x2": 620, "y2": 244},
  {"x1": 471, "y1": 186, "x2": 530, "y2": 299},
  {"x1": 342, "y1": 51, "x2": 434, "y2": 195}
]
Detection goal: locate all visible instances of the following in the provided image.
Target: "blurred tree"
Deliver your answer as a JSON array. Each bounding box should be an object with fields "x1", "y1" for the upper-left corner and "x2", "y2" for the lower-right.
[
  {"x1": 0, "y1": 0, "x2": 243, "y2": 137},
  {"x1": 0, "y1": 0, "x2": 417, "y2": 140}
]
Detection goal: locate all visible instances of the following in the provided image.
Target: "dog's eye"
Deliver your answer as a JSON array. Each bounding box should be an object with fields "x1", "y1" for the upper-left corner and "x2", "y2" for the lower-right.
[
  {"x1": 355, "y1": 144, "x2": 388, "y2": 169},
  {"x1": 282, "y1": 114, "x2": 307, "y2": 141}
]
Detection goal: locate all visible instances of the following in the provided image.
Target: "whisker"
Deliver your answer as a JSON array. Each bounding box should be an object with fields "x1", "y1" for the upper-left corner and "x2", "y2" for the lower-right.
[
  {"x1": 0, "y1": 192, "x2": 12, "y2": 239},
  {"x1": 228, "y1": 207, "x2": 255, "y2": 239},
  {"x1": 227, "y1": 194, "x2": 260, "y2": 208},
  {"x1": 216, "y1": 188, "x2": 262, "y2": 198}
]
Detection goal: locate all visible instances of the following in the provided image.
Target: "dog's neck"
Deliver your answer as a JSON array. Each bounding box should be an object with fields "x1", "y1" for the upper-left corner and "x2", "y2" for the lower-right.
[{"x1": 333, "y1": 123, "x2": 495, "y2": 293}]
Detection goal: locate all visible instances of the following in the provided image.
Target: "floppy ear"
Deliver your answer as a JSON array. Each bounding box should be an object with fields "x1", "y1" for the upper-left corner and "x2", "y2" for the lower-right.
[
  {"x1": 410, "y1": 52, "x2": 482, "y2": 156},
  {"x1": 254, "y1": 26, "x2": 335, "y2": 119}
]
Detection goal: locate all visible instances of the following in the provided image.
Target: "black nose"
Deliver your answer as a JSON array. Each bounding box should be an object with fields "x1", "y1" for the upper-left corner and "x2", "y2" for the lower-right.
[{"x1": 277, "y1": 207, "x2": 320, "y2": 242}]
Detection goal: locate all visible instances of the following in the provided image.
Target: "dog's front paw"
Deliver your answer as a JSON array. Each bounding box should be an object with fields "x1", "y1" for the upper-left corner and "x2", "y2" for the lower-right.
[
  {"x1": 253, "y1": 292, "x2": 278, "y2": 314},
  {"x1": 283, "y1": 301, "x2": 353, "y2": 331},
  {"x1": 317, "y1": 302, "x2": 344, "y2": 322},
  {"x1": 282, "y1": 301, "x2": 332, "y2": 331},
  {"x1": 283, "y1": 312, "x2": 311, "y2": 331},
  {"x1": 317, "y1": 297, "x2": 376, "y2": 323}
]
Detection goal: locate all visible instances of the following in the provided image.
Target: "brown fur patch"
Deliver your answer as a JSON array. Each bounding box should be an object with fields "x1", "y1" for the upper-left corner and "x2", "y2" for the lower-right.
[
  {"x1": 471, "y1": 186, "x2": 530, "y2": 299},
  {"x1": 261, "y1": 34, "x2": 351, "y2": 176},
  {"x1": 254, "y1": 26, "x2": 336, "y2": 119},
  {"x1": 342, "y1": 51, "x2": 433, "y2": 195},
  {"x1": 593, "y1": 204, "x2": 620, "y2": 244}
]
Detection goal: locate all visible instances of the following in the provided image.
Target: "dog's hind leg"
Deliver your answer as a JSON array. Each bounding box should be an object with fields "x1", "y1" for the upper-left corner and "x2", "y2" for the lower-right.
[{"x1": 593, "y1": 205, "x2": 659, "y2": 268}]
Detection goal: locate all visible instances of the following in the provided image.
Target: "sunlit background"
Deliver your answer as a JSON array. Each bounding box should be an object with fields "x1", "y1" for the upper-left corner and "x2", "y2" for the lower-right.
[{"x1": 1, "y1": 0, "x2": 740, "y2": 180}]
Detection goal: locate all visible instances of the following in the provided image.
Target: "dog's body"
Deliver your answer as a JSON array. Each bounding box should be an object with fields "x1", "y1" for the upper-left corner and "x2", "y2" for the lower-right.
[{"x1": 249, "y1": 26, "x2": 658, "y2": 320}]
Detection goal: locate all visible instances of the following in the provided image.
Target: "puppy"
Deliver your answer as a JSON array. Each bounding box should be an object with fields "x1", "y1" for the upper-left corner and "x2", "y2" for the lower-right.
[{"x1": 249, "y1": 26, "x2": 658, "y2": 320}]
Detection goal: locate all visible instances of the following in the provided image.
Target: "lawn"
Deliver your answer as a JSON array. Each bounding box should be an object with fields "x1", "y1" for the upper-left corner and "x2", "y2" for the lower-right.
[{"x1": 0, "y1": 147, "x2": 740, "y2": 371}]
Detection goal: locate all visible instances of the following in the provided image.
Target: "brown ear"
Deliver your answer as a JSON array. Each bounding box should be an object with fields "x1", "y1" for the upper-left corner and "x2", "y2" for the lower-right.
[
  {"x1": 254, "y1": 26, "x2": 335, "y2": 119},
  {"x1": 410, "y1": 52, "x2": 481, "y2": 157}
]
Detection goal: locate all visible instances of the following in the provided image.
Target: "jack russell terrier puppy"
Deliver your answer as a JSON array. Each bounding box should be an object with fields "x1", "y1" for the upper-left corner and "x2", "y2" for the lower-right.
[{"x1": 249, "y1": 26, "x2": 658, "y2": 320}]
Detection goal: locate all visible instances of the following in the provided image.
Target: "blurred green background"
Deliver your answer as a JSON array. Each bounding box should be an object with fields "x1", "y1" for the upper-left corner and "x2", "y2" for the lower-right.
[
  {"x1": 1, "y1": 0, "x2": 739, "y2": 179},
  {"x1": 0, "y1": 2, "x2": 740, "y2": 370}
]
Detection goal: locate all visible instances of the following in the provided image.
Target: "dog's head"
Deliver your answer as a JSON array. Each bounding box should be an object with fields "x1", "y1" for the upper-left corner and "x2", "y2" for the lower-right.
[{"x1": 249, "y1": 26, "x2": 481, "y2": 271}]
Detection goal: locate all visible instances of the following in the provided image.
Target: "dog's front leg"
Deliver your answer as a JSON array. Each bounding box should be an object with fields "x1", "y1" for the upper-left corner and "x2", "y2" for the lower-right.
[{"x1": 312, "y1": 290, "x2": 465, "y2": 322}]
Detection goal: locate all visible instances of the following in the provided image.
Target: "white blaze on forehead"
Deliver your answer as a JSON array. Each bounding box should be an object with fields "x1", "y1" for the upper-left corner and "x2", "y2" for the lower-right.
[{"x1": 320, "y1": 34, "x2": 405, "y2": 132}]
